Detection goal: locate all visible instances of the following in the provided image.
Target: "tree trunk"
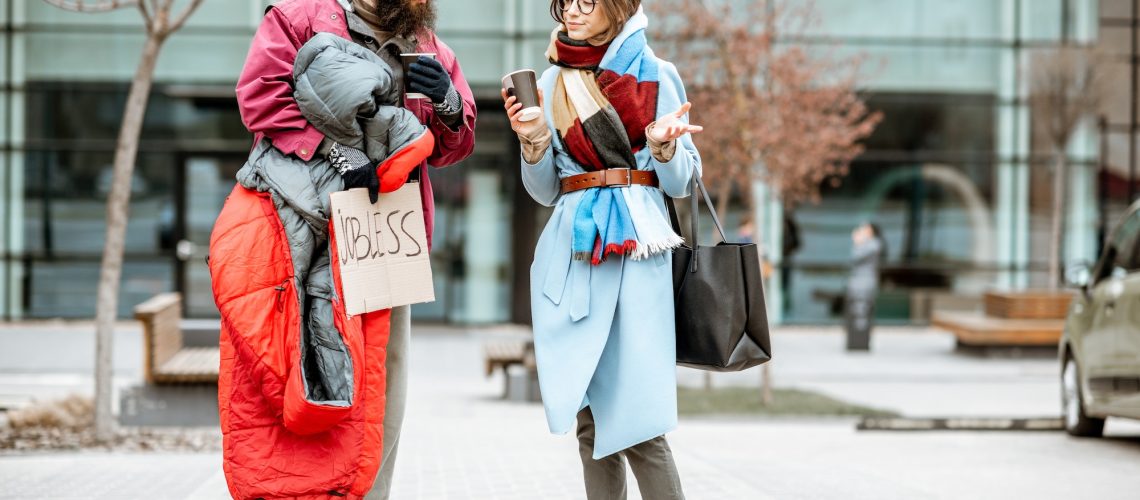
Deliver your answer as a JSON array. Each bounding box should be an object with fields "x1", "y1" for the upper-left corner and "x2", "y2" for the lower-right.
[
  {"x1": 715, "y1": 175, "x2": 732, "y2": 224},
  {"x1": 745, "y1": 185, "x2": 773, "y2": 405},
  {"x1": 761, "y1": 364, "x2": 772, "y2": 405},
  {"x1": 93, "y1": 34, "x2": 165, "y2": 441},
  {"x1": 1048, "y1": 153, "x2": 1066, "y2": 290}
]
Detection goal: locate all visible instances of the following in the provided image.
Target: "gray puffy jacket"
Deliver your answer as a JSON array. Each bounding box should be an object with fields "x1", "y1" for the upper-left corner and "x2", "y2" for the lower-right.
[{"x1": 293, "y1": 32, "x2": 428, "y2": 164}]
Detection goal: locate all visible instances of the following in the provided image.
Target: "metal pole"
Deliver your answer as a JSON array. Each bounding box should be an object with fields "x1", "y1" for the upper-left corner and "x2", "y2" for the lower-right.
[
  {"x1": 1099, "y1": 116, "x2": 1109, "y2": 257},
  {"x1": 1129, "y1": 0, "x2": 1138, "y2": 202},
  {"x1": 1061, "y1": 0, "x2": 1070, "y2": 43},
  {"x1": 2, "y1": 0, "x2": 11, "y2": 320}
]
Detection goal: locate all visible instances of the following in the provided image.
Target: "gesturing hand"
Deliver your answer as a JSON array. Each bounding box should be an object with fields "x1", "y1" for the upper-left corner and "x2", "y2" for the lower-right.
[
  {"x1": 501, "y1": 88, "x2": 546, "y2": 138},
  {"x1": 648, "y1": 102, "x2": 703, "y2": 143}
]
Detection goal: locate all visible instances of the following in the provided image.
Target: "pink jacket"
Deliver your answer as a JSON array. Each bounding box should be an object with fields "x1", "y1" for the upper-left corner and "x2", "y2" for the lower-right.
[{"x1": 235, "y1": 0, "x2": 477, "y2": 249}]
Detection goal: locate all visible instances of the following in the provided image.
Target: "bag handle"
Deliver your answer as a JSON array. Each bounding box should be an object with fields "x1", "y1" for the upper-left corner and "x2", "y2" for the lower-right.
[{"x1": 666, "y1": 172, "x2": 729, "y2": 273}]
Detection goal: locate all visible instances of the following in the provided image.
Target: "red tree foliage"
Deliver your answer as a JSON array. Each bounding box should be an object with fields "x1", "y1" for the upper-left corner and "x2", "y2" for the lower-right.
[{"x1": 649, "y1": 0, "x2": 881, "y2": 214}]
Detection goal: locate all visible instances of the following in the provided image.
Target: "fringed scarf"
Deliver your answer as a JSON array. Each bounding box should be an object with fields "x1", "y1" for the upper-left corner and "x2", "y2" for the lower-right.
[{"x1": 548, "y1": 8, "x2": 682, "y2": 265}]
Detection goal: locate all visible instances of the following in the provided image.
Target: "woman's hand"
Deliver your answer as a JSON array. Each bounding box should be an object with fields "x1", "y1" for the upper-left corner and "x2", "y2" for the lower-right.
[
  {"x1": 648, "y1": 102, "x2": 703, "y2": 143},
  {"x1": 502, "y1": 88, "x2": 546, "y2": 139}
]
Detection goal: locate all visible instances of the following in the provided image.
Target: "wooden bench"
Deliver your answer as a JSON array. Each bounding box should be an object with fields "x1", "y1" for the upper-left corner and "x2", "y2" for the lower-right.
[
  {"x1": 134, "y1": 293, "x2": 219, "y2": 384},
  {"x1": 931, "y1": 312, "x2": 1064, "y2": 347},
  {"x1": 484, "y1": 340, "x2": 536, "y2": 398},
  {"x1": 984, "y1": 291, "x2": 1072, "y2": 320},
  {"x1": 931, "y1": 291, "x2": 1071, "y2": 347},
  {"x1": 484, "y1": 340, "x2": 529, "y2": 378}
]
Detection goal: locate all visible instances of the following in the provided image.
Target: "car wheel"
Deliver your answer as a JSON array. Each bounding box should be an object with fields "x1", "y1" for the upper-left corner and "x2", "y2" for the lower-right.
[{"x1": 1062, "y1": 355, "x2": 1105, "y2": 437}]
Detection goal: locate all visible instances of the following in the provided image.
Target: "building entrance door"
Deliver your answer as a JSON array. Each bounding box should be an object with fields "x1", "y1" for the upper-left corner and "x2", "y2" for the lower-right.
[{"x1": 175, "y1": 154, "x2": 245, "y2": 318}]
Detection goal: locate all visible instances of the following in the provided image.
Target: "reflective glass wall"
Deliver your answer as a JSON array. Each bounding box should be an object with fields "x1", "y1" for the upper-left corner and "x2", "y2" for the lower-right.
[
  {"x1": 0, "y1": 0, "x2": 1121, "y2": 325},
  {"x1": 769, "y1": 0, "x2": 1104, "y2": 324},
  {"x1": 0, "y1": 0, "x2": 553, "y2": 322}
]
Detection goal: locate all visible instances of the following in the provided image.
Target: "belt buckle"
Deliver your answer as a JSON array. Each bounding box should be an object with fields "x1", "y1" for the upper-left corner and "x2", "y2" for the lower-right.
[{"x1": 611, "y1": 168, "x2": 632, "y2": 188}]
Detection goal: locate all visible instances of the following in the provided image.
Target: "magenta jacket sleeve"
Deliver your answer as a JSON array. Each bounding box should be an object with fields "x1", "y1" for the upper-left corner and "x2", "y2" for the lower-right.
[
  {"x1": 235, "y1": 7, "x2": 325, "y2": 162},
  {"x1": 419, "y1": 35, "x2": 477, "y2": 168}
]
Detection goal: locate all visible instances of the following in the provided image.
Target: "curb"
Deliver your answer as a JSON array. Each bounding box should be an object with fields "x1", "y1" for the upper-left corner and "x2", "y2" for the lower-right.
[{"x1": 858, "y1": 417, "x2": 1063, "y2": 431}]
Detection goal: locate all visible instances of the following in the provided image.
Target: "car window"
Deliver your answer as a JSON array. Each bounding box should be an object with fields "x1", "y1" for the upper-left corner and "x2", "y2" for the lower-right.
[
  {"x1": 1093, "y1": 210, "x2": 1140, "y2": 284},
  {"x1": 1117, "y1": 211, "x2": 1140, "y2": 271}
]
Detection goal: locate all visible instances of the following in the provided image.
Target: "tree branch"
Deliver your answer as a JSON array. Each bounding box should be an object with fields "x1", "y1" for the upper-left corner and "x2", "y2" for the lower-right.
[
  {"x1": 42, "y1": 0, "x2": 136, "y2": 12},
  {"x1": 164, "y1": 0, "x2": 205, "y2": 35},
  {"x1": 136, "y1": 0, "x2": 152, "y2": 31}
]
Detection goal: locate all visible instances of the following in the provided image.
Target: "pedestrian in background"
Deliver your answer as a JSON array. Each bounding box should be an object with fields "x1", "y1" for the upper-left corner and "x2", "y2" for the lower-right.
[
  {"x1": 502, "y1": 0, "x2": 701, "y2": 498},
  {"x1": 846, "y1": 222, "x2": 886, "y2": 351}
]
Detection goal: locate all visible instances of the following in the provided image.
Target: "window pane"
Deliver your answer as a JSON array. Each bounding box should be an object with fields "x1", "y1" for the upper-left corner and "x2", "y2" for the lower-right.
[
  {"x1": 25, "y1": 84, "x2": 248, "y2": 143},
  {"x1": 809, "y1": 0, "x2": 1003, "y2": 40},
  {"x1": 23, "y1": 151, "x2": 176, "y2": 255},
  {"x1": 26, "y1": 258, "x2": 171, "y2": 318},
  {"x1": 785, "y1": 93, "x2": 997, "y2": 323}
]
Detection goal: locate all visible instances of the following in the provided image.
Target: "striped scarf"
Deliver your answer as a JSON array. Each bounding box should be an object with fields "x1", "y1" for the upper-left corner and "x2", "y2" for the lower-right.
[
  {"x1": 546, "y1": 32, "x2": 658, "y2": 171},
  {"x1": 547, "y1": 10, "x2": 681, "y2": 265}
]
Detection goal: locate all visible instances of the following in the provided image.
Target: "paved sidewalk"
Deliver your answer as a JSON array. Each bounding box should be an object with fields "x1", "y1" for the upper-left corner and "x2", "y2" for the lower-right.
[
  {"x1": 3, "y1": 323, "x2": 1140, "y2": 499},
  {"x1": 682, "y1": 326, "x2": 1062, "y2": 417},
  {"x1": 0, "y1": 321, "x2": 141, "y2": 411}
]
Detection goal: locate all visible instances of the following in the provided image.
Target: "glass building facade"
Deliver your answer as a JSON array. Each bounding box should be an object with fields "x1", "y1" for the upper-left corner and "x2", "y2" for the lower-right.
[{"x1": 0, "y1": 0, "x2": 1126, "y2": 325}]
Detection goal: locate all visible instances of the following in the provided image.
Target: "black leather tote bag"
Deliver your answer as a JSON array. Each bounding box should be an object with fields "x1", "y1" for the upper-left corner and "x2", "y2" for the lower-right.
[{"x1": 668, "y1": 175, "x2": 772, "y2": 372}]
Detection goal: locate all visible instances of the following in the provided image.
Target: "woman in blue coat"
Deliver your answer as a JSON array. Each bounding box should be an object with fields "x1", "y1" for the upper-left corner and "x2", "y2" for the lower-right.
[{"x1": 501, "y1": 0, "x2": 702, "y2": 497}]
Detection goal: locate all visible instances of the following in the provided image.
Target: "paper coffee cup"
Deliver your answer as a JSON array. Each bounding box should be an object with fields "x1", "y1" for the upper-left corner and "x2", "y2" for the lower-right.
[
  {"x1": 400, "y1": 53, "x2": 438, "y2": 100},
  {"x1": 502, "y1": 69, "x2": 542, "y2": 122}
]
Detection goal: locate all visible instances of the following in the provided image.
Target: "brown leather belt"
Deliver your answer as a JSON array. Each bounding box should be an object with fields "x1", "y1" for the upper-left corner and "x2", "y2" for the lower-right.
[{"x1": 561, "y1": 169, "x2": 659, "y2": 194}]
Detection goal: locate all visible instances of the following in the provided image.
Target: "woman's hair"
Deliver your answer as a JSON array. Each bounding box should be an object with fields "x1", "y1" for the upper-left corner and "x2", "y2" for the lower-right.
[{"x1": 550, "y1": 0, "x2": 642, "y2": 44}]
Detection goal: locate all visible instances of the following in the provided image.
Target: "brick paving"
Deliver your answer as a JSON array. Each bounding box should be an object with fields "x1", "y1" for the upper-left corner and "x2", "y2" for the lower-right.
[{"x1": 3, "y1": 324, "x2": 1140, "y2": 499}]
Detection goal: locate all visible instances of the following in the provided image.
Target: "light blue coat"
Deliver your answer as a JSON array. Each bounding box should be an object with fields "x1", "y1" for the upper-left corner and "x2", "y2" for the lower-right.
[{"x1": 521, "y1": 19, "x2": 702, "y2": 459}]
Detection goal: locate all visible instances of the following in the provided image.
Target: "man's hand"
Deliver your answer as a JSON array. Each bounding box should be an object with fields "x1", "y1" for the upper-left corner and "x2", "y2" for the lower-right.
[
  {"x1": 407, "y1": 56, "x2": 453, "y2": 104},
  {"x1": 331, "y1": 143, "x2": 381, "y2": 204}
]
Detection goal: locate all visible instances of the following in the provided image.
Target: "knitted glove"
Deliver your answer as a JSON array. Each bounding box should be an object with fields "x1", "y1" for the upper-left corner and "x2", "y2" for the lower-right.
[
  {"x1": 330, "y1": 143, "x2": 380, "y2": 204},
  {"x1": 407, "y1": 56, "x2": 453, "y2": 105}
]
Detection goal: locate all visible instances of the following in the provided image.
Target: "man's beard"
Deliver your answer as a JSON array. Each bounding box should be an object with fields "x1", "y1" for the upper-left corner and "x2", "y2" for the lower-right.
[{"x1": 374, "y1": 0, "x2": 437, "y2": 38}]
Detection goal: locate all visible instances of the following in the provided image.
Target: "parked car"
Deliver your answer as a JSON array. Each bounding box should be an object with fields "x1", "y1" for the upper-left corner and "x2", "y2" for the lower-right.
[{"x1": 1061, "y1": 202, "x2": 1140, "y2": 436}]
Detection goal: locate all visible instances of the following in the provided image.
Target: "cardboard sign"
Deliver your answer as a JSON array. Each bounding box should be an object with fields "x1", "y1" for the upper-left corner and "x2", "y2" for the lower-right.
[{"x1": 330, "y1": 183, "x2": 435, "y2": 315}]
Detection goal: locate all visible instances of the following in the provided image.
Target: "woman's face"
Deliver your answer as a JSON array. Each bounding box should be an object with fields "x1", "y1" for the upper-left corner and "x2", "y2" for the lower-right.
[{"x1": 562, "y1": 0, "x2": 610, "y2": 42}]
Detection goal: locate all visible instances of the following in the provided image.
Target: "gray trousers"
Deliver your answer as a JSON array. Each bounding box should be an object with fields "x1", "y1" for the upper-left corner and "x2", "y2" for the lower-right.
[
  {"x1": 576, "y1": 408, "x2": 686, "y2": 500},
  {"x1": 365, "y1": 304, "x2": 411, "y2": 500}
]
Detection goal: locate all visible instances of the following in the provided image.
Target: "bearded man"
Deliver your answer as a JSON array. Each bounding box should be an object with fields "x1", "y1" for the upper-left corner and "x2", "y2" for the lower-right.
[{"x1": 231, "y1": 0, "x2": 475, "y2": 498}]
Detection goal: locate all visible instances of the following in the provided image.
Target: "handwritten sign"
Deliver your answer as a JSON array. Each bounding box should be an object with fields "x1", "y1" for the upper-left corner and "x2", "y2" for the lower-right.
[{"x1": 330, "y1": 183, "x2": 435, "y2": 315}]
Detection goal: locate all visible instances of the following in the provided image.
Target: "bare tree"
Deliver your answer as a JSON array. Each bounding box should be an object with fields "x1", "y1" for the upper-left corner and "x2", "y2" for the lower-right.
[
  {"x1": 650, "y1": 0, "x2": 881, "y2": 218},
  {"x1": 1029, "y1": 47, "x2": 1105, "y2": 289},
  {"x1": 43, "y1": 0, "x2": 205, "y2": 441},
  {"x1": 650, "y1": 0, "x2": 879, "y2": 402}
]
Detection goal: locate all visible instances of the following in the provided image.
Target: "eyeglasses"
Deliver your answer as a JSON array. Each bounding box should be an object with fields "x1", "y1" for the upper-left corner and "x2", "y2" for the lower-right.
[{"x1": 561, "y1": 0, "x2": 597, "y2": 15}]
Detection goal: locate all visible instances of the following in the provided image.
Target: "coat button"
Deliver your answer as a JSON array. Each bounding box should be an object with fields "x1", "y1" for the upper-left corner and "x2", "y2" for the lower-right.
[
  {"x1": 300, "y1": 148, "x2": 310, "y2": 156},
  {"x1": 331, "y1": 14, "x2": 338, "y2": 20}
]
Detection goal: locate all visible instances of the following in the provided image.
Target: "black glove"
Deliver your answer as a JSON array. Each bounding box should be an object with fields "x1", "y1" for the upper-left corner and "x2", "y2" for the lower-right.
[
  {"x1": 407, "y1": 56, "x2": 453, "y2": 104},
  {"x1": 331, "y1": 143, "x2": 380, "y2": 204}
]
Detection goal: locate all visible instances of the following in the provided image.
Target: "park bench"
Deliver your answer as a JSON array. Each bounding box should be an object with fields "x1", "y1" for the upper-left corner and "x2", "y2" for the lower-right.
[
  {"x1": 483, "y1": 339, "x2": 536, "y2": 399},
  {"x1": 134, "y1": 293, "x2": 219, "y2": 384},
  {"x1": 931, "y1": 291, "x2": 1071, "y2": 347},
  {"x1": 484, "y1": 340, "x2": 527, "y2": 378}
]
